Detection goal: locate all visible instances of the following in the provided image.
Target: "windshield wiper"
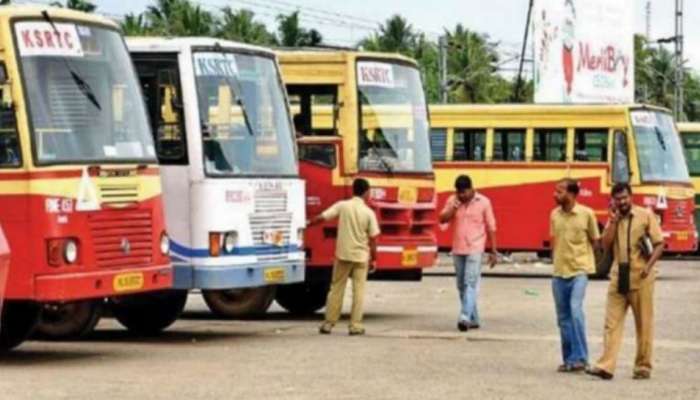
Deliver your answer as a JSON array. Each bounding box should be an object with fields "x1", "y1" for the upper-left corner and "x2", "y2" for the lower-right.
[
  {"x1": 42, "y1": 10, "x2": 101, "y2": 111},
  {"x1": 367, "y1": 138, "x2": 394, "y2": 175},
  {"x1": 654, "y1": 126, "x2": 667, "y2": 151}
]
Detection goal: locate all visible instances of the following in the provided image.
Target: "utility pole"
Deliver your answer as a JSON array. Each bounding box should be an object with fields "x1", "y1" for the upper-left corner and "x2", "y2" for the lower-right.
[
  {"x1": 513, "y1": 0, "x2": 534, "y2": 102},
  {"x1": 439, "y1": 35, "x2": 448, "y2": 103},
  {"x1": 674, "y1": 0, "x2": 684, "y2": 121},
  {"x1": 646, "y1": 0, "x2": 652, "y2": 39}
]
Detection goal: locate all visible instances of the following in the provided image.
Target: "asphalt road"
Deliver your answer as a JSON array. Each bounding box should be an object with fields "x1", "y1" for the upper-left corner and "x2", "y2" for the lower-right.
[{"x1": 1, "y1": 259, "x2": 699, "y2": 400}]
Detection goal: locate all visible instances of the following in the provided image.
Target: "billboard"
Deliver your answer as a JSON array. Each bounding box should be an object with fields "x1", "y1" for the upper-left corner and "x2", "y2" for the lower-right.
[{"x1": 533, "y1": 0, "x2": 635, "y2": 104}]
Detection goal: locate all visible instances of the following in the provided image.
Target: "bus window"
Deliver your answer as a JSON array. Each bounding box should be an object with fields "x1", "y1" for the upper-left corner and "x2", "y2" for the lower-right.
[
  {"x1": 454, "y1": 129, "x2": 486, "y2": 161},
  {"x1": 533, "y1": 129, "x2": 566, "y2": 162},
  {"x1": 0, "y1": 69, "x2": 19, "y2": 168},
  {"x1": 682, "y1": 132, "x2": 700, "y2": 176},
  {"x1": 299, "y1": 143, "x2": 336, "y2": 168},
  {"x1": 612, "y1": 130, "x2": 630, "y2": 183},
  {"x1": 574, "y1": 128, "x2": 608, "y2": 162},
  {"x1": 134, "y1": 55, "x2": 187, "y2": 165},
  {"x1": 493, "y1": 129, "x2": 525, "y2": 161},
  {"x1": 287, "y1": 85, "x2": 337, "y2": 136},
  {"x1": 430, "y1": 128, "x2": 447, "y2": 162}
]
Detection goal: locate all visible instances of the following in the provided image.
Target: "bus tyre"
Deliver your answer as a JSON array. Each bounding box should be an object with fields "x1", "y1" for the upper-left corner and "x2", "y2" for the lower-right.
[
  {"x1": 591, "y1": 247, "x2": 614, "y2": 280},
  {"x1": 34, "y1": 300, "x2": 102, "y2": 340},
  {"x1": 110, "y1": 290, "x2": 188, "y2": 335},
  {"x1": 202, "y1": 287, "x2": 276, "y2": 319},
  {"x1": 1, "y1": 301, "x2": 42, "y2": 352},
  {"x1": 275, "y1": 282, "x2": 328, "y2": 315}
]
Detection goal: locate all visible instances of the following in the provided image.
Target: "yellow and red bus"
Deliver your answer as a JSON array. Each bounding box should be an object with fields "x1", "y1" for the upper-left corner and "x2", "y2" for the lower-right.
[
  {"x1": 430, "y1": 104, "x2": 696, "y2": 274},
  {"x1": 276, "y1": 49, "x2": 437, "y2": 314},
  {"x1": 677, "y1": 122, "x2": 700, "y2": 234},
  {"x1": 0, "y1": 7, "x2": 175, "y2": 349}
]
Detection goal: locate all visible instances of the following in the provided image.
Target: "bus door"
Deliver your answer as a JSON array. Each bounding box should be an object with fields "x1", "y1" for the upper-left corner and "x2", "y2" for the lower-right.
[
  {"x1": 288, "y1": 84, "x2": 342, "y2": 267},
  {"x1": 133, "y1": 54, "x2": 190, "y2": 282}
]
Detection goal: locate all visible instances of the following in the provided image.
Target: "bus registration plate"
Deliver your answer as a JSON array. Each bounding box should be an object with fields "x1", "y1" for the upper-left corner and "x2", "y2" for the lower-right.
[
  {"x1": 264, "y1": 267, "x2": 286, "y2": 283},
  {"x1": 113, "y1": 272, "x2": 144, "y2": 293},
  {"x1": 677, "y1": 231, "x2": 689, "y2": 241},
  {"x1": 398, "y1": 187, "x2": 418, "y2": 204},
  {"x1": 401, "y1": 249, "x2": 418, "y2": 267}
]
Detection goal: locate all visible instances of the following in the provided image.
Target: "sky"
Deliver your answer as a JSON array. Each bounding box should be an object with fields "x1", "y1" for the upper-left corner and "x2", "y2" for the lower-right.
[{"x1": 19, "y1": 0, "x2": 700, "y2": 71}]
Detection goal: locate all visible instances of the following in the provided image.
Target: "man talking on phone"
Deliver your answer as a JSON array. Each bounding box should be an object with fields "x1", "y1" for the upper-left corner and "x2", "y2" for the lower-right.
[
  {"x1": 440, "y1": 175, "x2": 497, "y2": 332},
  {"x1": 587, "y1": 183, "x2": 664, "y2": 380}
]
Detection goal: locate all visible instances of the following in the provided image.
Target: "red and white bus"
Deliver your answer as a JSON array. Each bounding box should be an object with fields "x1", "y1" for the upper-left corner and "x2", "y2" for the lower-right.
[{"x1": 0, "y1": 7, "x2": 176, "y2": 349}]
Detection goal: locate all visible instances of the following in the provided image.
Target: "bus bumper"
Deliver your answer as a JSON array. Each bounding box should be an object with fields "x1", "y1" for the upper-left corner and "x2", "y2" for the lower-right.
[
  {"x1": 34, "y1": 263, "x2": 173, "y2": 302},
  {"x1": 375, "y1": 245, "x2": 438, "y2": 270},
  {"x1": 172, "y1": 260, "x2": 305, "y2": 290}
]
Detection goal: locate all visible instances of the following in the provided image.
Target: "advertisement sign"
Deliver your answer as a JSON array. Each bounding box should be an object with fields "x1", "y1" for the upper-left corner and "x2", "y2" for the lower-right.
[{"x1": 533, "y1": 0, "x2": 634, "y2": 103}]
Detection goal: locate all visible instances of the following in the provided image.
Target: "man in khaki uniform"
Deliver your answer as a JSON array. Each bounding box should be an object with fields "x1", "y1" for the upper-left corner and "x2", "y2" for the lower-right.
[
  {"x1": 307, "y1": 178, "x2": 380, "y2": 335},
  {"x1": 587, "y1": 183, "x2": 664, "y2": 380}
]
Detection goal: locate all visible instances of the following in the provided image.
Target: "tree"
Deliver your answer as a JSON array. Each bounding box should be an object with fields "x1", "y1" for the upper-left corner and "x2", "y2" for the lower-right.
[
  {"x1": 145, "y1": 0, "x2": 213, "y2": 36},
  {"x1": 444, "y1": 24, "x2": 509, "y2": 103},
  {"x1": 360, "y1": 15, "x2": 417, "y2": 55},
  {"x1": 218, "y1": 8, "x2": 275, "y2": 45},
  {"x1": 276, "y1": 11, "x2": 322, "y2": 47},
  {"x1": 50, "y1": 0, "x2": 97, "y2": 12},
  {"x1": 121, "y1": 13, "x2": 151, "y2": 36}
]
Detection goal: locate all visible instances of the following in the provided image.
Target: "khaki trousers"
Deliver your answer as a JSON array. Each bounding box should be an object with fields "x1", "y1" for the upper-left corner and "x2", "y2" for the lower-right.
[
  {"x1": 595, "y1": 279, "x2": 655, "y2": 374},
  {"x1": 323, "y1": 260, "x2": 369, "y2": 330}
]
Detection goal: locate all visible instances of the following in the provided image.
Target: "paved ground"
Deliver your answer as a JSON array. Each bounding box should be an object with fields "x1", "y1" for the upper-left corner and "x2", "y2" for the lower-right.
[{"x1": 1, "y1": 257, "x2": 699, "y2": 400}]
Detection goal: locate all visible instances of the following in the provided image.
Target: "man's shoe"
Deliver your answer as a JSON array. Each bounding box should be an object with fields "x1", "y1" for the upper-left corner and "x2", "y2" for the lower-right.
[
  {"x1": 319, "y1": 323, "x2": 333, "y2": 335},
  {"x1": 586, "y1": 367, "x2": 614, "y2": 380},
  {"x1": 469, "y1": 323, "x2": 480, "y2": 330},
  {"x1": 348, "y1": 328, "x2": 365, "y2": 336},
  {"x1": 457, "y1": 321, "x2": 469, "y2": 332},
  {"x1": 557, "y1": 362, "x2": 586, "y2": 373},
  {"x1": 633, "y1": 370, "x2": 651, "y2": 380}
]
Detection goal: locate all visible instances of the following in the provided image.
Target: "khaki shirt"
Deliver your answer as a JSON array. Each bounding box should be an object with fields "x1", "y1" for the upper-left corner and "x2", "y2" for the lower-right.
[
  {"x1": 322, "y1": 197, "x2": 381, "y2": 263},
  {"x1": 550, "y1": 203, "x2": 600, "y2": 278},
  {"x1": 609, "y1": 206, "x2": 664, "y2": 290}
]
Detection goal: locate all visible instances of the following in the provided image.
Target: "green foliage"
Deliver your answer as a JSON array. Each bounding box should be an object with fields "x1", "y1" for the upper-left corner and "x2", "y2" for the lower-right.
[
  {"x1": 50, "y1": 0, "x2": 97, "y2": 12},
  {"x1": 217, "y1": 7, "x2": 276, "y2": 46},
  {"x1": 276, "y1": 11, "x2": 323, "y2": 47}
]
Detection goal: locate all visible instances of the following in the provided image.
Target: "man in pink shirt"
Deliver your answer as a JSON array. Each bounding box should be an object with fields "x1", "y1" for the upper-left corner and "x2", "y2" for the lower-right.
[{"x1": 440, "y1": 175, "x2": 498, "y2": 332}]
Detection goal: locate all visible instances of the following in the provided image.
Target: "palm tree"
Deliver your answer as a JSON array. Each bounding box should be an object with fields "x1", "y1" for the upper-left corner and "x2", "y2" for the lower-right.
[
  {"x1": 445, "y1": 24, "x2": 507, "y2": 103},
  {"x1": 121, "y1": 13, "x2": 151, "y2": 36},
  {"x1": 50, "y1": 0, "x2": 97, "y2": 12},
  {"x1": 276, "y1": 11, "x2": 322, "y2": 47},
  {"x1": 146, "y1": 0, "x2": 213, "y2": 36},
  {"x1": 217, "y1": 8, "x2": 275, "y2": 45},
  {"x1": 360, "y1": 15, "x2": 416, "y2": 55}
]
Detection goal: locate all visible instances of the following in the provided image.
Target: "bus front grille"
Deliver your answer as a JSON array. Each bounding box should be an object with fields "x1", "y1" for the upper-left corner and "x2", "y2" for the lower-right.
[
  {"x1": 89, "y1": 210, "x2": 154, "y2": 268},
  {"x1": 249, "y1": 214, "x2": 293, "y2": 246},
  {"x1": 254, "y1": 190, "x2": 287, "y2": 213},
  {"x1": 99, "y1": 184, "x2": 140, "y2": 208}
]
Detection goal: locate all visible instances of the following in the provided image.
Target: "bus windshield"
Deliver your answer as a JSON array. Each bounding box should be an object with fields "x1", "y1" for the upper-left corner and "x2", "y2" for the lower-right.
[
  {"x1": 16, "y1": 21, "x2": 155, "y2": 164},
  {"x1": 357, "y1": 61, "x2": 432, "y2": 173},
  {"x1": 631, "y1": 110, "x2": 690, "y2": 183},
  {"x1": 194, "y1": 51, "x2": 296, "y2": 177}
]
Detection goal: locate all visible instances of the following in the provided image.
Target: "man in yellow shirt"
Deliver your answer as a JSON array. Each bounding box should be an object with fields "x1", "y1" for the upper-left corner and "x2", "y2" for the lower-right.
[
  {"x1": 587, "y1": 183, "x2": 664, "y2": 380},
  {"x1": 550, "y1": 179, "x2": 600, "y2": 373},
  {"x1": 307, "y1": 178, "x2": 380, "y2": 335}
]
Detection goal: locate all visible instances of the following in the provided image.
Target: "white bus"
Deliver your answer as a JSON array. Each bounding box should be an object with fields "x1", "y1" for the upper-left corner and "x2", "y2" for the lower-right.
[{"x1": 127, "y1": 38, "x2": 305, "y2": 317}]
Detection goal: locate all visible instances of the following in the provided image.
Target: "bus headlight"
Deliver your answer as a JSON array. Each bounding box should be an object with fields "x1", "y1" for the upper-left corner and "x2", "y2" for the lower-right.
[
  {"x1": 64, "y1": 239, "x2": 78, "y2": 264},
  {"x1": 297, "y1": 228, "x2": 305, "y2": 247},
  {"x1": 223, "y1": 232, "x2": 238, "y2": 253},
  {"x1": 160, "y1": 232, "x2": 170, "y2": 255}
]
